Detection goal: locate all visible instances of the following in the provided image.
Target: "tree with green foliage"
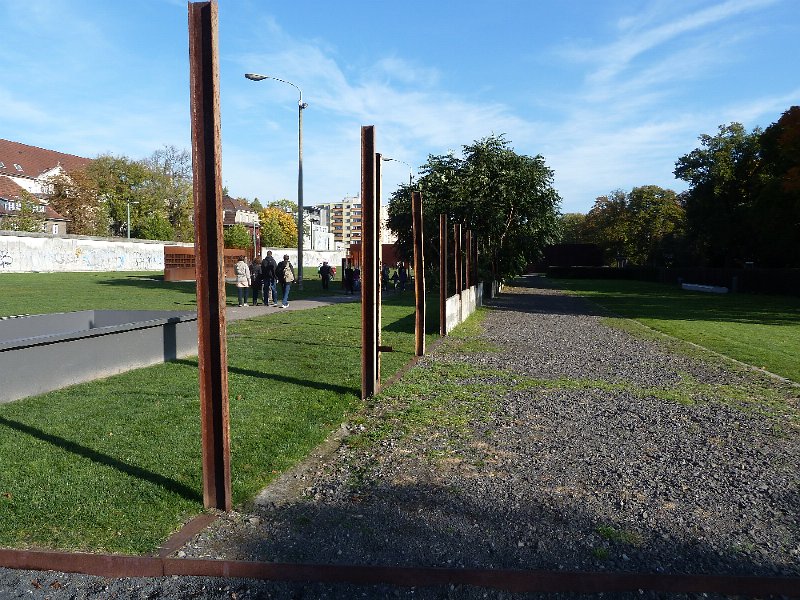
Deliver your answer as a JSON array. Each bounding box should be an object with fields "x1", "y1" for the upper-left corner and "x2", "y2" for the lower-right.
[
  {"x1": 224, "y1": 223, "x2": 252, "y2": 250},
  {"x1": 583, "y1": 186, "x2": 684, "y2": 266},
  {"x1": 47, "y1": 168, "x2": 107, "y2": 236},
  {"x1": 259, "y1": 205, "x2": 297, "y2": 248},
  {"x1": 143, "y1": 145, "x2": 194, "y2": 242},
  {"x1": 558, "y1": 213, "x2": 588, "y2": 244},
  {"x1": 674, "y1": 122, "x2": 762, "y2": 266},
  {"x1": 1, "y1": 191, "x2": 45, "y2": 232},
  {"x1": 250, "y1": 198, "x2": 263, "y2": 212},
  {"x1": 752, "y1": 106, "x2": 800, "y2": 267},
  {"x1": 387, "y1": 134, "x2": 561, "y2": 282}
]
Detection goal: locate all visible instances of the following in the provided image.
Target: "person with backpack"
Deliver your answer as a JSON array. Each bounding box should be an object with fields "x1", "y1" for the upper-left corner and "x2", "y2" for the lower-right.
[
  {"x1": 276, "y1": 254, "x2": 295, "y2": 308},
  {"x1": 261, "y1": 250, "x2": 278, "y2": 306}
]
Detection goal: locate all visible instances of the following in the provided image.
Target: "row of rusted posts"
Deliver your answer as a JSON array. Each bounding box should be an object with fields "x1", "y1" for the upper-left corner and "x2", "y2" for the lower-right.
[
  {"x1": 360, "y1": 127, "x2": 426, "y2": 400},
  {"x1": 438, "y1": 216, "x2": 478, "y2": 337}
]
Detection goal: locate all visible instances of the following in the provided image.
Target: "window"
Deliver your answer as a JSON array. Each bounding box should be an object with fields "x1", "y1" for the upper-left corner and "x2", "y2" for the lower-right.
[
  {"x1": 14, "y1": 164, "x2": 23, "y2": 171},
  {"x1": 0, "y1": 162, "x2": 5, "y2": 168},
  {"x1": 52, "y1": 224, "x2": 59, "y2": 235}
]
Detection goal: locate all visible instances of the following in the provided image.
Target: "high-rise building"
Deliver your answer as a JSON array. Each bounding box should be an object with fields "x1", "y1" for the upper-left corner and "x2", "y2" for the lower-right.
[{"x1": 315, "y1": 196, "x2": 396, "y2": 250}]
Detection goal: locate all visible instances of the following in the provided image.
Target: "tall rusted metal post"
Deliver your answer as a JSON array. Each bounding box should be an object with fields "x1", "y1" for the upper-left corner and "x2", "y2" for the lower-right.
[
  {"x1": 361, "y1": 126, "x2": 379, "y2": 399},
  {"x1": 454, "y1": 223, "x2": 462, "y2": 294},
  {"x1": 464, "y1": 229, "x2": 474, "y2": 289},
  {"x1": 412, "y1": 191, "x2": 425, "y2": 356},
  {"x1": 375, "y1": 153, "x2": 383, "y2": 383},
  {"x1": 188, "y1": 0, "x2": 231, "y2": 512},
  {"x1": 439, "y1": 214, "x2": 447, "y2": 337}
]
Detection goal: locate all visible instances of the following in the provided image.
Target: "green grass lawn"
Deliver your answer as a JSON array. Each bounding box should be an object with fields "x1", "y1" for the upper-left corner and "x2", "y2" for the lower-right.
[
  {"x1": 550, "y1": 278, "x2": 800, "y2": 383},
  {"x1": 0, "y1": 272, "x2": 438, "y2": 554},
  {"x1": 0, "y1": 271, "x2": 342, "y2": 316}
]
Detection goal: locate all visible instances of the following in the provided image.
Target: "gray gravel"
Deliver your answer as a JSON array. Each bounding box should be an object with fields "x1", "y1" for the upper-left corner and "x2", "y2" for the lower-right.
[{"x1": 3, "y1": 276, "x2": 798, "y2": 598}]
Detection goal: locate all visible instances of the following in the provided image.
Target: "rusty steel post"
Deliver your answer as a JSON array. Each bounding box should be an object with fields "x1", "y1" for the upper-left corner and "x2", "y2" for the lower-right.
[
  {"x1": 375, "y1": 153, "x2": 383, "y2": 384},
  {"x1": 361, "y1": 126, "x2": 379, "y2": 399},
  {"x1": 453, "y1": 223, "x2": 462, "y2": 294},
  {"x1": 188, "y1": 0, "x2": 231, "y2": 512},
  {"x1": 464, "y1": 229, "x2": 473, "y2": 289},
  {"x1": 411, "y1": 191, "x2": 425, "y2": 356},
  {"x1": 439, "y1": 214, "x2": 447, "y2": 337}
]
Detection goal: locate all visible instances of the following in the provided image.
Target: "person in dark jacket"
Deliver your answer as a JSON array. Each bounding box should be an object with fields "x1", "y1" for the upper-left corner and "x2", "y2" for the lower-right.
[
  {"x1": 261, "y1": 250, "x2": 278, "y2": 306},
  {"x1": 319, "y1": 261, "x2": 332, "y2": 290},
  {"x1": 344, "y1": 264, "x2": 354, "y2": 295},
  {"x1": 250, "y1": 257, "x2": 262, "y2": 305}
]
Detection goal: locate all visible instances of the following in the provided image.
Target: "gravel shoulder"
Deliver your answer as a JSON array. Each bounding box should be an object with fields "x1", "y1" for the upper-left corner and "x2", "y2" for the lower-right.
[{"x1": 3, "y1": 276, "x2": 798, "y2": 598}]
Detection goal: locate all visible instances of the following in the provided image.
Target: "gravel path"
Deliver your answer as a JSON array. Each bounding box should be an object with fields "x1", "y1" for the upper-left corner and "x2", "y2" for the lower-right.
[{"x1": 3, "y1": 277, "x2": 798, "y2": 598}]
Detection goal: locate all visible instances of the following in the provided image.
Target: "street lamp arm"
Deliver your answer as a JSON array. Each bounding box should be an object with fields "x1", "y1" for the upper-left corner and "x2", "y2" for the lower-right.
[{"x1": 245, "y1": 73, "x2": 305, "y2": 108}]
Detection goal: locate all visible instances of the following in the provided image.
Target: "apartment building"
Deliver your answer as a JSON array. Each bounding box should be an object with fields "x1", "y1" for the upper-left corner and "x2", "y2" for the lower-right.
[{"x1": 315, "y1": 196, "x2": 396, "y2": 249}]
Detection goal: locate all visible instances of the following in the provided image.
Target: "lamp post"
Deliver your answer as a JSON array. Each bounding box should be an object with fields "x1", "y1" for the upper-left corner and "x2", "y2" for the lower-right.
[
  {"x1": 245, "y1": 72, "x2": 308, "y2": 288},
  {"x1": 126, "y1": 199, "x2": 139, "y2": 240},
  {"x1": 381, "y1": 156, "x2": 414, "y2": 187}
]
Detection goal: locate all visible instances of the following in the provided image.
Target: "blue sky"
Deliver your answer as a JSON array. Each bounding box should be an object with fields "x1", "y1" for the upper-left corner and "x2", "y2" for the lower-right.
[{"x1": 1, "y1": 0, "x2": 797, "y2": 213}]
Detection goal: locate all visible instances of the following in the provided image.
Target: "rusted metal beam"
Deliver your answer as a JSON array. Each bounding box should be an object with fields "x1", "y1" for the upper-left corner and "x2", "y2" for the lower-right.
[
  {"x1": 464, "y1": 229, "x2": 474, "y2": 289},
  {"x1": 453, "y1": 223, "x2": 462, "y2": 294},
  {"x1": 188, "y1": 0, "x2": 231, "y2": 512},
  {"x1": 411, "y1": 191, "x2": 425, "y2": 356},
  {"x1": 375, "y1": 152, "x2": 383, "y2": 386},
  {"x1": 360, "y1": 126, "x2": 378, "y2": 399},
  {"x1": 1, "y1": 549, "x2": 798, "y2": 595},
  {"x1": 439, "y1": 214, "x2": 447, "y2": 337}
]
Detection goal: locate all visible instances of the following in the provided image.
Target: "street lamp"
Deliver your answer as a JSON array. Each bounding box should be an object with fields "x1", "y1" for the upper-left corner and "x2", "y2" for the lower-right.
[
  {"x1": 245, "y1": 72, "x2": 308, "y2": 288},
  {"x1": 381, "y1": 156, "x2": 414, "y2": 187}
]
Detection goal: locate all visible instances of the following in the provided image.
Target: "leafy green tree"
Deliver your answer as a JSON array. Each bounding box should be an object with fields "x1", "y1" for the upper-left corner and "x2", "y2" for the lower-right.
[
  {"x1": 583, "y1": 187, "x2": 684, "y2": 266},
  {"x1": 143, "y1": 145, "x2": 194, "y2": 242},
  {"x1": 135, "y1": 212, "x2": 175, "y2": 241},
  {"x1": 387, "y1": 135, "x2": 561, "y2": 281},
  {"x1": 674, "y1": 123, "x2": 762, "y2": 266},
  {"x1": 224, "y1": 224, "x2": 252, "y2": 250},
  {"x1": 1, "y1": 191, "x2": 45, "y2": 232},
  {"x1": 558, "y1": 213, "x2": 588, "y2": 244},
  {"x1": 251, "y1": 198, "x2": 263, "y2": 212},
  {"x1": 47, "y1": 168, "x2": 107, "y2": 235},
  {"x1": 259, "y1": 205, "x2": 297, "y2": 248},
  {"x1": 752, "y1": 106, "x2": 800, "y2": 266}
]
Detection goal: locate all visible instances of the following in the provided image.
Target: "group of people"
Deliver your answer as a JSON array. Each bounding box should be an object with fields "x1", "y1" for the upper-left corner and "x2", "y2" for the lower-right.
[
  {"x1": 382, "y1": 263, "x2": 408, "y2": 292},
  {"x1": 234, "y1": 250, "x2": 295, "y2": 308},
  {"x1": 234, "y1": 255, "x2": 409, "y2": 305}
]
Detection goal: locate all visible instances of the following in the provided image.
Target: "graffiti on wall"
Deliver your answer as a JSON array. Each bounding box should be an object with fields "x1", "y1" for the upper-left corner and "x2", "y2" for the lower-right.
[{"x1": 0, "y1": 234, "x2": 169, "y2": 273}]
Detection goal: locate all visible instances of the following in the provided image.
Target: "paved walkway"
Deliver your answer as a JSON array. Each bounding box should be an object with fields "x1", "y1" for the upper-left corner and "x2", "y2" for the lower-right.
[{"x1": 226, "y1": 292, "x2": 358, "y2": 321}]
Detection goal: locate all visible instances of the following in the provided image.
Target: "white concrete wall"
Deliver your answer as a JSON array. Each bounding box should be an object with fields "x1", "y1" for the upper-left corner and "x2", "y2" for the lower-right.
[
  {"x1": 0, "y1": 231, "x2": 187, "y2": 273},
  {"x1": 260, "y1": 247, "x2": 349, "y2": 271},
  {"x1": 444, "y1": 282, "x2": 484, "y2": 334}
]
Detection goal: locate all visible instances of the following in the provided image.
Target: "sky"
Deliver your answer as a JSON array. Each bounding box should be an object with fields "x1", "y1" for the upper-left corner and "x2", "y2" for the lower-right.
[{"x1": 1, "y1": 0, "x2": 798, "y2": 214}]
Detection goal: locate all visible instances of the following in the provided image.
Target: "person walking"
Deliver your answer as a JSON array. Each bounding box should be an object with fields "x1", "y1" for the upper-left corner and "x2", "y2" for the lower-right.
[
  {"x1": 398, "y1": 263, "x2": 408, "y2": 292},
  {"x1": 261, "y1": 250, "x2": 278, "y2": 306},
  {"x1": 250, "y1": 256, "x2": 262, "y2": 305},
  {"x1": 344, "y1": 264, "x2": 354, "y2": 295},
  {"x1": 235, "y1": 255, "x2": 251, "y2": 306},
  {"x1": 319, "y1": 261, "x2": 332, "y2": 290},
  {"x1": 276, "y1": 254, "x2": 295, "y2": 308}
]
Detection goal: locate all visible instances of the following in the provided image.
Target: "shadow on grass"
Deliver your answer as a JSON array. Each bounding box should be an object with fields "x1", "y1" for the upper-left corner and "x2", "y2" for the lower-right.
[
  {"x1": 174, "y1": 359, "x2": 358, "y2": 397},
  {"x1": 96, "y1": 276, "x2": 198, "y2": 297},
  {"x1": 0, "y1": 416, "x2": 202, "y2": 503},
  {"x1": 518, "y1": 275, "x2": 800, "y2": 326}
]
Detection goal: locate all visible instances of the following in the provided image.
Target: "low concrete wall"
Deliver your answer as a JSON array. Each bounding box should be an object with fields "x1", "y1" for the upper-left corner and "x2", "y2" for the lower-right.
[
  {"x1": 444, "y1": 283, "x2": 484, "y2": 335},
  {"x1": 0, "y1": 310, "x2": 198, "y2": 403},
  {"x1": 0, "y1": 231, "x2": 187, "y2": 273}
]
